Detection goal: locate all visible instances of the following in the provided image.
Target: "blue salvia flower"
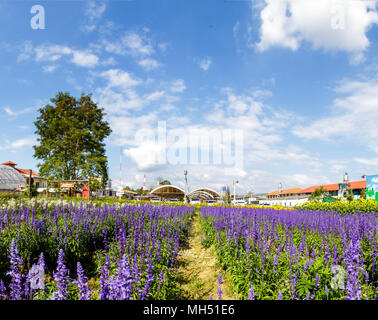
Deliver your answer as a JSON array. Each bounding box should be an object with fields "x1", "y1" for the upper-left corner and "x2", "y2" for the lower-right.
[
  {"x1": 6, "y1": 239, "x2": 23, "y2": 300},
  {"x1": 141, "y1": 258, "x2": 154, "y2": 300},
  {"x1": 248, "y1": 283, "x2": 257, "y2": 300},
  {"x1": 217, "y1": 285, "x2": 223, "y2": 300},
  {"x1": 23, "y1": 272, "x2": 31, "y2": 300},
  {"x1": 38, "y1": 252, "x2": 46, "y2": 271},
  {"x1": 116, "y1": 254, "x2": 134, "y2": 300},
  {"x1": 0, "y1": 279, "x2": 7, "y2": 299},
  {"x1": 345, "y1": 238, "x2": 362, "y2": 300},
  {"x1": 324, "y1": 285, "x2": 329, "y2": 299},
  {"x1": 51, "y1": 249, "x2": 69, "y2": 300},
  {"x1": 156, "y1": 270, "x2": 165, "y2": 298},
  {"x1": 75, "y1": 262, "x2": 91, "y2": 300},
  {"x1": 99, "y1": 254, "x2": 111, "y2": 300},
  {"x1": 217, "y1": 273, "x2": 223, "y2": 286},
  {"x1": 277, "y1": 291, "x2": 282, "y2": 300}
]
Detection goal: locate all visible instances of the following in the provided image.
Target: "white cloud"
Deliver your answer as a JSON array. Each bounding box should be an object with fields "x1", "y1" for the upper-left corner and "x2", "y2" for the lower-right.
[
  {"x1": 158, "y1": 42, "x2": 168, "y2": 52},
  {"x1": 17, "y1": 41, "x2": 33, "y2": 62},
  {"x1": 109, "y1": 113, "x2": 158, "y2": 144},
  {"x1": 96, "y1": 87, "x2": 144, "y2": 114},
  {"x1": 42, "y1": 65, "x2": 57, "y2": 73},
  {"x1": 255, "y1": 0, "x2": 378, "y2": 63},
  {"x1": 138, "y1": 58, "x2": 161, "y2": 71},
  {"x1": 98, "y1": 28, "x2": 164, "y2": 70},
  {"x1": 71, "y1": 50, "x2": 99, "y2": 67},
  {"x1": 83, "y1": 0, "x2": 107, "y2": 33},
  {"x1": 99, "y1": 69, "x2": 141, "y2": 88},
  {"x1": 170, "y1": 79, "x2": 186, "y2": 93},
  {"x1": 286, "y1": 173, "x2": 331, "y2": 188},
  {"x1": 124, "y1": 142, "x2": 166, "y2": 170},
  {"x1": 3, "y1": 106, "x2": 35, "y2": 117},
  {"x1": 292, "y1": 78, "x2": 378, "y2": 153},
  {"x1": 19, "y1": 43, "x2": 100, "y2": 68},
  {"x1": 199, "y1": 57, "x2": 212, "y2": 71},
  {"x1": 102, "y1": 31, "x2": 154, "y2": 57},
  {"x1": 145, "y1": 91, "x2": 165, "y2": 102},
  {"x1": 0, "y1": 136, "x2": 37, "y2": 151},
  {"x1": 354, "y1": 157, "x2": 378, "y2": 167},
  {"x1": 330, "y1": 163, "x2": 347, "y2": 173}
]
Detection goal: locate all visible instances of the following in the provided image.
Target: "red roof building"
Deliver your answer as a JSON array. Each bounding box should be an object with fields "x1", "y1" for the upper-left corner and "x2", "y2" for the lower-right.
[
  {"x1": 2, "y1": 161, "x2": 40, "y2": 177},
  {"x1": 281, "y1": 188, "x2": 303, "y2": 195},
  {"x1": 299, "y1": 184, "x2": 339, "y2": 194},
  {"x1": 348, "y1": 180, "x2": 366, "y2": 190},
  {"x1": 2, "y1": 161, "x2": 46, "y2": 188},
  {"x1": 265, "y1": 180, "x2": 367, "y2": 199}
]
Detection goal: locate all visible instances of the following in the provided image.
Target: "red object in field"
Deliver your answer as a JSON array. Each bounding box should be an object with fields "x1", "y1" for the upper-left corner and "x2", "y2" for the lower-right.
[{"x1": 82, "y1": 186, "x2": 89, "y2": 199}]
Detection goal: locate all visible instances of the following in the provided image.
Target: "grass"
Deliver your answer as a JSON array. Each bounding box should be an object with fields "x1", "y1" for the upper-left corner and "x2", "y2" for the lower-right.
[{"x1": 174, "y1": 211, "x2": 237, "y2": 300}]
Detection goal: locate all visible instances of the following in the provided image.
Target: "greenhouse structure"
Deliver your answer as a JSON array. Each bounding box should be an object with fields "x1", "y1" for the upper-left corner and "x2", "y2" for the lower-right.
[{"x1": 0, "y1": 164, "x2": 26, "y2": 193}]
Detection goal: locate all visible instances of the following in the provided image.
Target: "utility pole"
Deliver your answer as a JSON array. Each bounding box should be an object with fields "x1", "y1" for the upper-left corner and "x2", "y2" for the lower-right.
[
  {"x1": 184, "y1": 170, "x2": 189, "y2": 203},
  {"x1": 88, "y1": 177, "x2": 91, "y2": 201},
  {"x1": 29, "y1": 169, "x2": 32, "y2": 198},
  {"x1": 120, "y1": 146, "x2": 123, "y2": 191}
]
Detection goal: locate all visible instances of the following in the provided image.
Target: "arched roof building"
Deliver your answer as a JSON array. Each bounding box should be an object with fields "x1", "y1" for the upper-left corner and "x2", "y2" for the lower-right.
[
  {"x1": 150, "y1": 185, "x2": 185, "y2": 200},
  {"x1": 188, "y1": 188, "x2": 220, "y2": 200},
  {"x1": 0, "y1": 164, "x2": 26, "y2": 192}
]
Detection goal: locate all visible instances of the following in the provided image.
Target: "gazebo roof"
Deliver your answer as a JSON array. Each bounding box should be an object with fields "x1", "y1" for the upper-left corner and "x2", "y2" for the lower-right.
[{"x1": 150, "y1": 185, "x2": 185, "y2": 199}]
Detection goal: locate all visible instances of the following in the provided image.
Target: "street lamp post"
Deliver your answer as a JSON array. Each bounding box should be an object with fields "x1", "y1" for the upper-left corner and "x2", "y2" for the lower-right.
[
  {"x1": 233, "y1": 180, "x2": 239, "y2": 202},
  {"x1": 278, "y1": 182, "x2": 283, "y2": 197}
]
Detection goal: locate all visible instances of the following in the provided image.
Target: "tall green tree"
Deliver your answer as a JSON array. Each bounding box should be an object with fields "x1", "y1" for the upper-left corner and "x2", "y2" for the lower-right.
[
  {"x1": 225, "y1": 186, "x2": 231, "y2": 204},
  {"x1": 359, "y1": 188, "x2": 366, "y2": 200},
  {"x1": 155, "y1": 177, "x2": 171, "y2": 186},
  {"x1": 33, "y1": 92, "x2": 112, "y2": 186}
]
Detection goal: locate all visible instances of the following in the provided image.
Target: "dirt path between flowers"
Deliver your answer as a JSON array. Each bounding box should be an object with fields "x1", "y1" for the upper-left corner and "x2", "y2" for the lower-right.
[{"x1": 175, "y1": 212, "x2": 237, "y2": 300}]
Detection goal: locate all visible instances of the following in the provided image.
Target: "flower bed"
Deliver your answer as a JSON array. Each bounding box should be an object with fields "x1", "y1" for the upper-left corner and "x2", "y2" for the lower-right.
[
  {"x1": 200, "y1": 206, "x2": 378, "y2": 300},
  {"x1": 0, "y1": 201, "x2": 195, "y2": 300}
]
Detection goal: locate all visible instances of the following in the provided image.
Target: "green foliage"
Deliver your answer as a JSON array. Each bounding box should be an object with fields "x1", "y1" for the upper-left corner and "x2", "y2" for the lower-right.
[
  {"x1": 308, "y1": 186, "x2": 327, "y2": 202},
  {"x1": 33, "y1": 92, "x2": 112, "y2": 187},
  {"x1": 345, "y1": 189, "x2": 354, "y2": 202},
  {"x1": 296, "y1": 199, "x2": 378, "y2": 215},
  {"x1": 89, "y1": 179, "x2": 101, "y2": 192},
  {"x1": 198, "y1": 211, "x2": 378, "y2": 300},
  {"x1": 22, "y1": 184, "x2": 38, "y2": 197},
  {"x1": 156, "y1": 177, "x2": 171, "y2": 186},
  {"x1": 225, "y1": 186, "x2": 231, "y2": 204},
  {"x1": 0, "y1": 199, "x2": 195, "y2": 300}
]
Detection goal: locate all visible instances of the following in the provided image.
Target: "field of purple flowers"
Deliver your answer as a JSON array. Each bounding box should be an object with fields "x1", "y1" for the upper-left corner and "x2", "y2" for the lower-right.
[
  {"x1": 0, "y1": 201, "x2": 194, "y2": 300},
  {"x1": 200, "y1": 207, "x2": 378, "y2": 300}
]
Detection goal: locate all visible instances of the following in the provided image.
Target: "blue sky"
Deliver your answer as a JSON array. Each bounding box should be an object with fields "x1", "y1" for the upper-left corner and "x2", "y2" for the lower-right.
[{"x1": 1, "y1": 0, "x2": 378, "y2": 193}]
